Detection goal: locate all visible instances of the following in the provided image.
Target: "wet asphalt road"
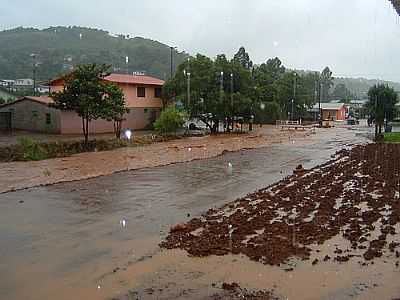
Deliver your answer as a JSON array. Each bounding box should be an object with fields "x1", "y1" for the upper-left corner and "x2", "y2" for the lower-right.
[{"x1": 0, "y1": 126, "x2": 371, "y2": 300}]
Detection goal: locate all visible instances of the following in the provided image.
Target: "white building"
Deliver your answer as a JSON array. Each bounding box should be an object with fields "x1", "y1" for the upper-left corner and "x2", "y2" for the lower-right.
[{"x1": 14, "y1": 78, "x2": 34, "y2": 87}]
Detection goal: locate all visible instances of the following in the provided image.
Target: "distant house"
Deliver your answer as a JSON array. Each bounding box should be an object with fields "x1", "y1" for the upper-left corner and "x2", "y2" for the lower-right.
[
  {"x1": 35, "y1": 85, "x2": 50, "y2": 94},
  {"x1": 0, "y1": 96, "x2": 57, "y2": 132},
  {"x1": 14, "y1": 78, "x2": 34, "y2": 88},
  {"x1": 0, "y1": 79, "x2": 15, "y2": 89},
  {"x1": 0, "y1": 73, "x2": 165, "y2": 134},
  {"x1": 310, "y1": 103, "x2": 347, "y2": 121}
]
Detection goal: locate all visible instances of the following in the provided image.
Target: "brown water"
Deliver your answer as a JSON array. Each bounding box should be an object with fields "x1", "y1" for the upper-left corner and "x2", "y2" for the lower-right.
[{"x1": 1, "y1": 126, "x2": 390, "y2": 300}]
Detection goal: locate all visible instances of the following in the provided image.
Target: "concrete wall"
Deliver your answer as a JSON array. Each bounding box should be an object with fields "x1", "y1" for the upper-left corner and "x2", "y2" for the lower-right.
[
  {"x1": 60, "y1": 111, "x2": 114, "y2": 134},
  {"x1": 49, "y1": 82, "x2": 163, "y2": 133},
  {"x1": 118, "y1": 84, "x2": 163, "y2": 108},
  {"x1": 50, "y1": 83, "x2": 163, "y2": 109},
  {"x1": 60, "y1": 107, "x2": 161, "y2": 134},
  {"x1": 0, "y1": 100, "x2": 61, "y2": 133}
]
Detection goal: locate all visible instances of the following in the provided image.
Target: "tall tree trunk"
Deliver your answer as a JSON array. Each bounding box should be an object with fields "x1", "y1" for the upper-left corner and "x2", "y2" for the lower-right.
[
  {"x1": 114, "y1": 120, "x2": 122, "y2": 139},
  {"x1": 81, "y1": 117, "x2": 88, "y2": 147},
  {"x1": 85, "y1": 116, "x2": 89, "y2": 148}
]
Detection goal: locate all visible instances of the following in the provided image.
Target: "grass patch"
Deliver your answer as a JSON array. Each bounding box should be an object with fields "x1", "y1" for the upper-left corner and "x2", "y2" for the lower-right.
[
  {"x1": 384, "y1": 132, "x2": 400, "y2": 143},
  {"x1": 0, "y1": 133, "x2": 195, "y2": 162},
  {"x1": 0, "y1": 138, "x2": 128, "y2": 162}
]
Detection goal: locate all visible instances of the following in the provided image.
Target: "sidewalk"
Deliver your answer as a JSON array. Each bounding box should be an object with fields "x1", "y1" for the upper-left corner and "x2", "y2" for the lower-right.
[{"x1": 0, "y1": 126, "x2": 312, "y2": 194}]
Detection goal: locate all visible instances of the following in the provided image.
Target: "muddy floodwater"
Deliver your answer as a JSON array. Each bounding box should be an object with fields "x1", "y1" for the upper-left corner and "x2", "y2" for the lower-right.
[{"x1": 2, "y1": 125, "x2": 391, "y2": 300}]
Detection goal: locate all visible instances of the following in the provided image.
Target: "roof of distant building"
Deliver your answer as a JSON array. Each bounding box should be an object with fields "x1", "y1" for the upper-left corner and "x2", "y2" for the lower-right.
[
  {"x1": 0, "y1": 96, "x2": 54, "y2": 108},
  {"x1": 104, "y1": 73, "x2": 165, "y2": 86},
  {"x1": 50, "y1": 73, "x2": 165, "y2": 87},
  {"x1": 312, "y1": 102, "x2": 346, "y2": 110}
]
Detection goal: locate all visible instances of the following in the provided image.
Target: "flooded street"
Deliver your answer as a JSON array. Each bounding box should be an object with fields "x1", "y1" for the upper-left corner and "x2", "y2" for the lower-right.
[{"x1": 0, "y1": 126, "x2": 379, "y2": 300}]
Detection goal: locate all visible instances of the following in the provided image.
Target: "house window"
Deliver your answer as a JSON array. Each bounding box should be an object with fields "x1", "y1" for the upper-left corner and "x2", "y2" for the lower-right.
[
  {"x1": 137, "y1": 87, "x2": 146, "y2": 98},
  {"x1": 155, "y1": 87, "x2": 162, "y2": 98},
  {"x1": 46, "y1": 113, "x2": 51, "y2": 124}
]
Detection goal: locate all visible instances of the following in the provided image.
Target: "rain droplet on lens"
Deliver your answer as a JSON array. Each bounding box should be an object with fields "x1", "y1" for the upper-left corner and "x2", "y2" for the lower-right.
[{"x1": 226, "y1": 162, "x2": 233, "y2": 175}]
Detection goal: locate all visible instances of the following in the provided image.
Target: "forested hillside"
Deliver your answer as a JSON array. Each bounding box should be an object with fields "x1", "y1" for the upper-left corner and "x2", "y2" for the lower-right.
[{"x1": 0, "y1": 26, "x2": 188, "y2": 80}]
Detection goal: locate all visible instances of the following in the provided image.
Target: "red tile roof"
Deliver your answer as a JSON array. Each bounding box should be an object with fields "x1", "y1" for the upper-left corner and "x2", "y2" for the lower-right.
[
  {"x1": 104, "y1": 73, "x2": 165, "y2": 86},
  {"x1": 50, "y1": 73, "x2": 165, "y2": 87},
  {"x1": 24, "y1": 96, "x2": 54, "y2": 104},
  {"x1": 0, "y1": 96, "x2": 54, "y2": 108}
]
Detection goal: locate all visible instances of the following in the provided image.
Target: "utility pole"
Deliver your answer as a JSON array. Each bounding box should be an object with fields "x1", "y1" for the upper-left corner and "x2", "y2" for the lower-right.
[
  {"x1": 186, "y1": 57, "x2": 191, "y2": 114},
  {"x1": 31, "y1": 53, "x2": 37, "y2": 96},
  {"x1": 314, "y1": 80, "x2": 318, "y2": 122},
  {"x1": 230, "y1": 73, "x2": 234, "y2": 131},
  {"x1": 292, "y1": 73, "x2": 297, "y2": 121},
  {"x1": 186, "y1": 72, "x2": 191, "y2": 113},
  {"x1": 170, "y1": 47, "x2": 174, "y2": 79},
  {"x1": 319, "y1": 82, "x2": 323, "y2": 126},
  {"x1": 220, "y1": 71, "x2": 224, "y2": 98},
  {"x1": 375, "y1": 94, "x2": 378, "y2": 138}
]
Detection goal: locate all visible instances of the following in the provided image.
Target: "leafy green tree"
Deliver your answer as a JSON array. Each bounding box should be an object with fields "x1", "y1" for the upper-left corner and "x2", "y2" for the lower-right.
[
  {"x1": 255, "y1": 101, "x2": 281, "y2": 124},
  {"x1": 165, "y1": 52, "x2": 320, "y2": 128},
  {"x1": 274, "y1": 72, "x2": 296, "y2": 118},
  {"x1": 233, "y1": 47, "x2": 253, "y2": 70},
  {"x1": 154, "y1": 106, "x2": 187, "y2": 134},
  {"x1": 52, "y1": 63, "x2": 111, "y2": 145},
  {"x1": 163, "y1": 53, "x2": 251, "y2": 133},
  {"x1": 331, "y1": 83, "x2": 353, "y2": 102},
  {"x1": 100, "y1": 83, "x2": 129, "y2": 139},
  {"x1": 367, "y1": 84, "x2": 398, "y2": 138},
  {"x1": 0, "y1": 97, "x2": 5, "y2": 105},
  {"x1": 320, "y1": 67, "x2": 334, "y2": 101}
]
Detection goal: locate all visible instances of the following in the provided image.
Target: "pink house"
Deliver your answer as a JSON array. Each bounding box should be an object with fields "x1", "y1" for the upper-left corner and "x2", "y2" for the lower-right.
[{"x1": 0, "y1": 74, "x2": 165, "y2": 134}]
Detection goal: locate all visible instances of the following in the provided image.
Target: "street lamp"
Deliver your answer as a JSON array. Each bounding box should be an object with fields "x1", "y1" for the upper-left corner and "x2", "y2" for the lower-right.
[
  {"x1": 230, "y1": 73, "x2": 234, "y2": 131},
  {"x1": 187, "y1": 71, "x2": 191, "y2": 111},
  {"x1": 292, "y1": 72, "x2": 297, "y2": 121}
]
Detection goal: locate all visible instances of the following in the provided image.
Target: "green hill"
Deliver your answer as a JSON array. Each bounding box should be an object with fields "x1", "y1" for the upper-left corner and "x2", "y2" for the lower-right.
[
  {"x1": 333, "y1": 77, "x2": 400, "y2": 99},
  {"x1": 0, "y1": 26, "x2": 188, "y2": 81}
]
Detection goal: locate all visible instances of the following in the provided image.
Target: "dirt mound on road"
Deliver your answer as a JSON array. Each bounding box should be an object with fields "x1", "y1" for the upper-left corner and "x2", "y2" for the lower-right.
[{"x1": 161, "y1": 143, "x2": 400, "y2": 267}]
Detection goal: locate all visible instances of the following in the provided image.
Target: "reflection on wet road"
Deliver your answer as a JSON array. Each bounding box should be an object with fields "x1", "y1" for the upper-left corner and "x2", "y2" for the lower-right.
[{"x1": 0, "y1": 127, "x2": 371, "y2": 300}]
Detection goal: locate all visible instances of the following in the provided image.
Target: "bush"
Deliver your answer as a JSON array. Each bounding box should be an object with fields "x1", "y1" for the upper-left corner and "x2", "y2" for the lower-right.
[
  {"x1": 255, "y1": 101, "x2": 282, "y2": 124},
  {"x1": 0, "y1": 138, "x2": 128, "y2": 162},
  {"x1": 17, "y1": 137, "x2": 48, "y2": 161},
  {"x1": 154, "y1": 107, "x2": 187, "y2": 134}
]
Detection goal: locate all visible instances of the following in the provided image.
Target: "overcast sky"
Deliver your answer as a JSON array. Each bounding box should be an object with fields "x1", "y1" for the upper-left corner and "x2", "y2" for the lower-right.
[{"x1": 2, "y1": 0, "x2": 400, "y2": 81}]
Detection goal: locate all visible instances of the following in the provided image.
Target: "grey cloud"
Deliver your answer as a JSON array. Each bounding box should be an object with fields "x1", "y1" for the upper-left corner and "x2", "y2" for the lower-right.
[{"x1": 2, "y1": 0, "x2": 400, "y2": 81}]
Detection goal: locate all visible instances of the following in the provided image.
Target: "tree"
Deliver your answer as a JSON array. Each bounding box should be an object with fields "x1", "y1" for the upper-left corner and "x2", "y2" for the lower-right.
[
  {"x1": 233, "y1": 47, "x2": 253, "y2": 70},
  {"x1": 255, "y1": 101, "x2": 281, "y2": 124},
  {"x1": 367, "y1": 84, "x2": 398, "y2": 139},
  {"x1": 331, "y1": 83, "x2": 353, "y2": 102},
  {"x1": 154, "y1": 106, "x2": 187, "y2": 134},
  {"x1": 100, "y1": 83, "x2": 129, "y2": 139},
  {"x1": 0, "y1": 97, "x2": 5, "y2": 105},
  {"x1": 320, "y1": 67, "x2": 334, "y2": 101},
  {"x1": 52, "y1": 63, "x2": 111, "y2": 146}
]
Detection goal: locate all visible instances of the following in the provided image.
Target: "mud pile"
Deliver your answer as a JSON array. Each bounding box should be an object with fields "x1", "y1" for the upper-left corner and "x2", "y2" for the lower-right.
[
  {"x1": 208, "y1": 283, "x2": 276, "y2": 300},
  {"x1": 161, "y1": 143, "x2": 400, "y2": 266}
]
